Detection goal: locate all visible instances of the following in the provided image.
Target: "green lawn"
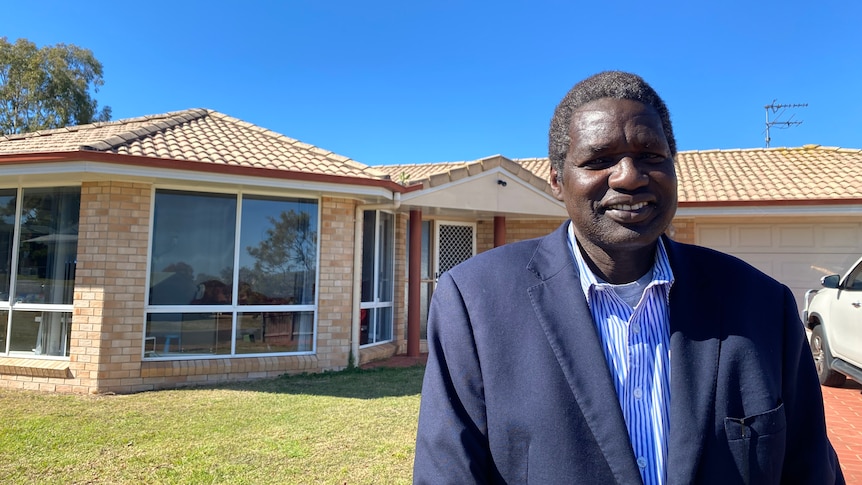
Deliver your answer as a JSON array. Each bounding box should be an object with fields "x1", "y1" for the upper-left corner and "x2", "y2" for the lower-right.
[{"x1": 0, "y1": 366, "x2": 425, "y2": 484}]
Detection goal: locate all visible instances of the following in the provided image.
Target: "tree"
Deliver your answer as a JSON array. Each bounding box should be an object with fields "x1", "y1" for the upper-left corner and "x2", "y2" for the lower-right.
[
  {"x1": 0, "y1": 37, "x2": 111, "y2": 134},
  {"x1": 243, "y1": 210, "x2": 318, "y2": 304}
]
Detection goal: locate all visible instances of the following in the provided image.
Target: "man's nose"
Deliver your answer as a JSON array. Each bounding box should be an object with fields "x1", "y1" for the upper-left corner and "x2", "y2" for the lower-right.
[{"x1": 608, "y1": 156, "x2": 648, "y2": 190}]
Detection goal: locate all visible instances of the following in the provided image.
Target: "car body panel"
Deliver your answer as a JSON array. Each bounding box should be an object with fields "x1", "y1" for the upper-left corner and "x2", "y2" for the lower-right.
[{"x1": 803, "y1": 255, "x2": 862, "y2": 381}]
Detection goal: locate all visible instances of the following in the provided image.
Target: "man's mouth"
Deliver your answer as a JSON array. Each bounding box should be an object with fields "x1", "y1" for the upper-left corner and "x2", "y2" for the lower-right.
[
  {"x1": 602, "y1": 201, "x2": 655, "y2": 223},
  {"x1": 606, "y1": 202, "x2": 648, "y2": 211}
]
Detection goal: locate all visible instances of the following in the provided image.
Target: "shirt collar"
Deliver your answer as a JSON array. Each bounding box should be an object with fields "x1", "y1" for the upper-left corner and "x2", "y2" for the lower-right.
[{"x1": 567, "y1": 222, "x2": 675, "y2": 301}]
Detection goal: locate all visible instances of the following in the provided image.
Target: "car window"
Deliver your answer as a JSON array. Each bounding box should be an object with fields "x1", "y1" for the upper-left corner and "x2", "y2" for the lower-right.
[{"x1": 847, "y1": 265, "x2": 862, "y2": 291}]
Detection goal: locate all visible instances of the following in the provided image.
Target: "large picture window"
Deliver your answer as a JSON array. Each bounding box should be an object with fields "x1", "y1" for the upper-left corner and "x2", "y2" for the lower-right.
[
  {"x1": 0, "y1": 187, "x2": 80, "y2": 358},
  {"x1": 145, "y1": 190, "x2": 318, "y2": 358},
  {"x1": 360, "y1": 210, "x2": 394, "y2": 346}
]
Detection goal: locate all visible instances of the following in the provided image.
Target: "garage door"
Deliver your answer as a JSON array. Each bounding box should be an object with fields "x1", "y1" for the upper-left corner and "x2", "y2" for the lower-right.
[{"x1": 697, "y1": 223, "x2": 862, "y2": 312}]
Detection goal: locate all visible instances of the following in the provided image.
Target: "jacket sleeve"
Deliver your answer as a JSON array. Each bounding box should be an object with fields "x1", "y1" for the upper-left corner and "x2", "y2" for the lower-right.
[
  {"x1": 413, "y1": 271, "x2": 497, "y2": 484},
  {"x1": 779, "y1": 286, "x2": 845, "y2": 484}
]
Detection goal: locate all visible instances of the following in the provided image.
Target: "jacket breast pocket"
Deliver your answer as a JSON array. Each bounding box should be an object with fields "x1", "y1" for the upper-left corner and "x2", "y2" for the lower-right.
[{"x1": 724, "y1": 403, "x2": 786, "y2": 485}]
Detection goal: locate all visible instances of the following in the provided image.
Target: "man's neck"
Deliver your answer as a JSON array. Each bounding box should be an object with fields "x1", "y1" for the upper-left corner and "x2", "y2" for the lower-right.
[{"x1": 576, "y1": 240, "x2": 658, "y2": 285}]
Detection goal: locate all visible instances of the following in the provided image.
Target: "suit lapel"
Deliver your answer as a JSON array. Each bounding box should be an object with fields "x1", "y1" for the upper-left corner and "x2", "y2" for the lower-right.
[
  {"x1": 664, "y1": 240, "x2": 721, "y2": 485},
  {"x1": 527, "y1": 224, "x2": 642, "y2": 484}
]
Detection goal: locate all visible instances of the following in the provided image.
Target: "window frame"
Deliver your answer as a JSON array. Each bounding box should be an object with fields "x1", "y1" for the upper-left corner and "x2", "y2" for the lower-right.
[
  {"x1": 359, "y1": 210, "x2": 395, "y2": 347},
  {"x1": 0, "y1": 185, "x2": 80, "y2": 360},
  {"x1": 143, "y1": 188, "x2": 321, "y2": 360}
]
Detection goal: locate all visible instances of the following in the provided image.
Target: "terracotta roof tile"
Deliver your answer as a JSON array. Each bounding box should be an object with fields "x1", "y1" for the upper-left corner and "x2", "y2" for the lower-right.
[
  {"x1": 0, "y1": 109, "x2": 389, "y2": 180},
  {"x1": 675, "y1": 146, "x2": 862, "y2": 202}
]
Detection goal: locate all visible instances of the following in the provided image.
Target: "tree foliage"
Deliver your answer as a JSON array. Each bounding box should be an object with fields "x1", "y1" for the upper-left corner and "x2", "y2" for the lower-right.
[
  {"x1": 242, "y1": 210, "x2": 318, "y2": 304},
  {"x1": 0, "y1": 37, "x2": 111, "y2": 134},
  {"x1": 247, "y1": 210, "x2": 317, "y2": 276}
]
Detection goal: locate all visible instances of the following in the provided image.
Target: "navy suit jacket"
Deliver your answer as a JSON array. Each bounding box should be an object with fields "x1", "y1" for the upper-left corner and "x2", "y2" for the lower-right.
[{"x1": 414, "y1": 222, "x2": 843, "y2": 484}]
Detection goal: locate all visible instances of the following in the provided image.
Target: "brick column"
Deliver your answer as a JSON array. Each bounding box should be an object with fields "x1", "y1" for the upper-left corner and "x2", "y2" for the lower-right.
[
  {"x1": 316, "y1": 197, "x2": 356, "y2": 369},
  {"x1": 394, "y1": 213, "x2": 408, "y2": 353},
  {"x1": 73, "y1": 181, "x2": 152, "y2": 393}
]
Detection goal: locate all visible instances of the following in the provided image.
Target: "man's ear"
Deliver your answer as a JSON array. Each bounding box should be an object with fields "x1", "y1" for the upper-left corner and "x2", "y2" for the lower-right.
[{"x1": 550, "y1": 166, "x2": 564, "y2": 200}]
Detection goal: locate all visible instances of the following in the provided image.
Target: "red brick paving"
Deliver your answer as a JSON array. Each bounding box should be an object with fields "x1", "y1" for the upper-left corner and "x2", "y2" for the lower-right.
[
  {"x1": 369, "y1": 355, "x2": 861, "y2": 482},
  {"x1": 822, "y1": 380, "x2": 862, "y2": 483}
]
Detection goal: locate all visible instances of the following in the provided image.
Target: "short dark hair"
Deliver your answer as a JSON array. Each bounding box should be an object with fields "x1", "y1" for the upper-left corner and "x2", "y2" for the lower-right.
[{"x1": 548, "y1": 71, "x2": 677, "y2": 179}]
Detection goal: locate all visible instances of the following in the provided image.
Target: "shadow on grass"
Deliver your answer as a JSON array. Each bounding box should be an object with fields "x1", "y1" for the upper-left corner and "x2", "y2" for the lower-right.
[{"x1": 201, "y1": 365, "x2": 426, "y2": 399}]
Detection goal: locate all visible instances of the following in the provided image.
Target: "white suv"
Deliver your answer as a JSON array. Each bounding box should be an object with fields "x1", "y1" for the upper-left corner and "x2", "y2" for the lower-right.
[{"x1": 802, "y1": 255, "x2": 862, "y2": 387}]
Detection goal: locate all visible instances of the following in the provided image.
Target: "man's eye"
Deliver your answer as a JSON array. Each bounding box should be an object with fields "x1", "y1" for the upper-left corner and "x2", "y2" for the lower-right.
[
  {"x1": 639, "y1": 153, "x2": 666, "y2": 162},
  {"x1": 581, "y1": 158, "x2": 614, "y2": 169}
]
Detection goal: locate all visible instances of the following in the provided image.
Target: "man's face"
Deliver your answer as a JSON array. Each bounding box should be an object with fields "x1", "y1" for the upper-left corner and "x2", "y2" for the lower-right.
[{"x1": 550, "y1": 97, "x2": 678, "y2": 257}]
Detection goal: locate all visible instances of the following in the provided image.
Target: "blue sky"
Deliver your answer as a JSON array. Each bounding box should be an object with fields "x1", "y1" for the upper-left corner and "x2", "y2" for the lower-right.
[{"x1": 4, "y1": 1, "x2": 860, "y2": 165}]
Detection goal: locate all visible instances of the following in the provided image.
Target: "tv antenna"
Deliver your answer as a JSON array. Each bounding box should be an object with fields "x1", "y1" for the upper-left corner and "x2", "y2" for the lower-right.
[{"x1": 764, "y1": 100, "x2": 807, "y2": 147}]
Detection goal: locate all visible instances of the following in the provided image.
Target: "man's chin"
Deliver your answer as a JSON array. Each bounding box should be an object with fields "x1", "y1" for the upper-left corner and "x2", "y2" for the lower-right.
[{"x1": 601, "y1": 224, "x2": 667, "y2": 249}]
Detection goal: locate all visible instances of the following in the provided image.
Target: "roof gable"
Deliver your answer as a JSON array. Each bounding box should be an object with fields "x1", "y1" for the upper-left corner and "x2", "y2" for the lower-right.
[{"x1": 383, "y1": 155, "x2": 566, "y2": 218}]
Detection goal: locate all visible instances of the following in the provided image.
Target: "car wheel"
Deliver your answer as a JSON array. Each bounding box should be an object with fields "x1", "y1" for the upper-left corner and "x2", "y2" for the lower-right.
[{"x1": 810, "y1": 325, "x2": 846, "y2": 387}]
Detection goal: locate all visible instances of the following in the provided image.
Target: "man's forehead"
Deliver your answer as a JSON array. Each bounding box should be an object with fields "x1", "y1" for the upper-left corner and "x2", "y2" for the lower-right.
[
  {"x1": 571, "y1": 99, "x2": 659, "y2": 122},
  {"x1": 568, "y1": 101, "x2": 663, "y2": 137}
]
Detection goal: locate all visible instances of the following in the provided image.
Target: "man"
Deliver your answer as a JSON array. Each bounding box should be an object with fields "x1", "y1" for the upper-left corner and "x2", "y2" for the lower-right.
[{"x1": 413, "y1": 71, "x2": 843, "y2": 484}]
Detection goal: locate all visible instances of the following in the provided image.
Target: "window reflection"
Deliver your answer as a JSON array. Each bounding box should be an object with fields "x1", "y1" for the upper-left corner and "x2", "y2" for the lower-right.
[
  {"x1": 239, "y1": 197, "x2": 317, "y2": 305},
  {"x1": 145, "y1": 190, "x2": 319, "y2": 358},
  {"x1": 0, "y1": 310, "x2": 7, "y2": 353},
  {"x1": 149, "y1": 191, "x2": 236, "y2": 306},
  {"x1": 236, "y1": 311, "x2": 314, "y2": 354},
  {"x1": 0, "y1": 186, "x2": 79, "y2": 358},
  {"x1": 16, "y1": 187, "x2": 80, "y2": 305},
  {"x1": 145, "y1": 312, "x2": 232, "y2": 356},
  {"x1": 0, "y1": 189, "x2": 16, "y2": 301}
]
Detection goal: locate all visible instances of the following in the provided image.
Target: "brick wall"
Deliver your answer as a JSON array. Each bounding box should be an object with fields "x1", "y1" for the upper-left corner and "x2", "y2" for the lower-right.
[
  {"x1": 2, "y1": 187, "x2": 360, "y2": 394},
  {"x1": 669, "y1": 217, "x2": 695, "y2": 244}
]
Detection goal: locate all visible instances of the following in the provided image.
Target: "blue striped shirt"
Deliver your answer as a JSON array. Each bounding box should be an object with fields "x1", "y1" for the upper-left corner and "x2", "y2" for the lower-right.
[{"x1": 568, "y1": 223, "x2": 674, "y2": 485}]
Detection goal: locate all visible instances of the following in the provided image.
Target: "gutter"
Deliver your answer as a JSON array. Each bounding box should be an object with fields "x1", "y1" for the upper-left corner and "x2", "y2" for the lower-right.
[
  {"x1": 0, "y1": 150, "x2": 423, "y2": 194},
  {"x1": 350, "y1": 191, "x2": 402, "y2": 367}
]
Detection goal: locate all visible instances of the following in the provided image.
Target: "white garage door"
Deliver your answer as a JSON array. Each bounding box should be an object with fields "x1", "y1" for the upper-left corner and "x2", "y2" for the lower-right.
[{"x1": 697, "y1": 223, "x2": 862, "y2": 312}]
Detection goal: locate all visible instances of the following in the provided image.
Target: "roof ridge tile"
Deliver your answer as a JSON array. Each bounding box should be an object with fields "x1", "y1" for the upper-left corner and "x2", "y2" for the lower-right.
[{"x1": 89, "y1": 108, "x2": 211, "y2": 151}]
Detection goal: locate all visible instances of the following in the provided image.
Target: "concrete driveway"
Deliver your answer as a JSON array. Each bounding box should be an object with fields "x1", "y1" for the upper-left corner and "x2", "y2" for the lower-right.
[{"x1": 822, "y1": 380, "x2": 862, "y2": 482}]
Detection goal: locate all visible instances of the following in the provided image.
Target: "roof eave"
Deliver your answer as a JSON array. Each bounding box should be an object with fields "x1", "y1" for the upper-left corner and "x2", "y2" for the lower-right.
[
  {"x1": 677, "y1": 198, "x2": 862, "y2": 217},
  {"x1": 678, "y1": 198, "x2": 862, "y2": 208},
  {"x1": 0, "y1": 151, "x2": 421, "y2": 193}
]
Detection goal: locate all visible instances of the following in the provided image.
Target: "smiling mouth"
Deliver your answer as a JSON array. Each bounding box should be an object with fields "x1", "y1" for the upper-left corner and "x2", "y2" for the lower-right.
[{"x1": 606, "y1": 201, "x2": 648, "y2": 211}]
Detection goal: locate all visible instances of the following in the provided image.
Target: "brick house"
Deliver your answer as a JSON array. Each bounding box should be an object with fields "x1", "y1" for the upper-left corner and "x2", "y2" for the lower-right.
[{"x1": 0, "y1": 109, "x2": 860, "y2": 393}]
